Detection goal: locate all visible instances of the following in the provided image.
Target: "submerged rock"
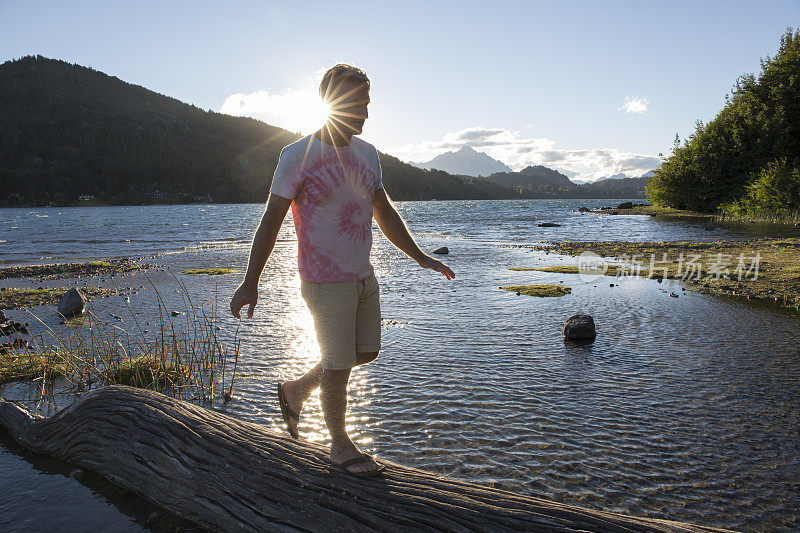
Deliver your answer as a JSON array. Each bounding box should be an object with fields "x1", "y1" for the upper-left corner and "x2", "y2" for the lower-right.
[
  {"x1": 433, "y1": 247, "x2": 449, "y2": 255},
  {"x1": 57, "y1": 287, "x2": 87, "y2": 317},
  {"x1": 0, "y1": 321, "x2": 28, "y2": 336},
  {"x1": 563, "y1": 314, "x2": 596, "y2": 341},
  {"x1": 538, "y1": 222, "x2": 561, "y2": 227}
]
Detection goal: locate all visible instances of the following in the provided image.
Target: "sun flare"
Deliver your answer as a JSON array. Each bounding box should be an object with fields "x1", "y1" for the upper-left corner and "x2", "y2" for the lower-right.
[{"x1": 219, "y1": 88, "x2": 331, "y2": 135}]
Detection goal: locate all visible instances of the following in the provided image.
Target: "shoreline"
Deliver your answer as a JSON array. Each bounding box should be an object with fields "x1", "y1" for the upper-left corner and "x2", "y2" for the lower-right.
[
  {"x1": 526, "y1": 237, "x2": 800, "y2": 311},
  {"x1": 585, "y1": 204, "x2": 800, "y2": 226}
]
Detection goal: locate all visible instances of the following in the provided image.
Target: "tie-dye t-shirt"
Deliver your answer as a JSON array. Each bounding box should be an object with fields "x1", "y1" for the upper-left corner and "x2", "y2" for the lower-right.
[{"x1": 269, "y1": 135, "x2": 383, "y2": 283}]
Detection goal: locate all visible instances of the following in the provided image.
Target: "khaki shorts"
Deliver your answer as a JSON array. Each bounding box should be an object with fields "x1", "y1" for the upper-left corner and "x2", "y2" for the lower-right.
[{"x1": 300, "y1": 273, "x2": 381, "y2": 370}]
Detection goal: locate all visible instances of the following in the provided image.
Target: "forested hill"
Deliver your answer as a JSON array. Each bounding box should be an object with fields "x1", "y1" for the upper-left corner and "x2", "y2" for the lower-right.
[
  {"x1": 0, "y1": 56, "x2": 526, "y2": 205},
  {"x1": 0, "y1": 56, "x2": 645, "y2": 206}
]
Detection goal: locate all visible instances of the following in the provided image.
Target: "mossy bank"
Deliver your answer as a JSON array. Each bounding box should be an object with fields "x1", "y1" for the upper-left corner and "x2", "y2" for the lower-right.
[{"x1": 526, "y1": 237, "x2": 800, "y2": 310}]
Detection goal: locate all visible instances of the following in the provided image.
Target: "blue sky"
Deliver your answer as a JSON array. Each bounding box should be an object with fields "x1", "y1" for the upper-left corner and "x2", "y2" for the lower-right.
[{"x1": 2, "y1": 0, "x2": 798, "y2": 180}]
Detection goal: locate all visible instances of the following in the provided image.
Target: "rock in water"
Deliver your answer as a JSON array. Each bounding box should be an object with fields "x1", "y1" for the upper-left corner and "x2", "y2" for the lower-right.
[
  {"x1": 57, "y1": 287, "x2": 87, "y2": 317},
  {"x1": 578, "y1": 207, "x2": 590, "y2": 213},
  {"x1": 433, "y1": 247, "x2": 449, "y2": 255},
  {"x1": 616, "y1": 201, "x2": 633, "y2": 209},
  {"x1": 563, "y1": 314, "x2": 596, "y2": 341},
  {"x1": 538, "y1": 222, "x2": 561, "y2": 227}
]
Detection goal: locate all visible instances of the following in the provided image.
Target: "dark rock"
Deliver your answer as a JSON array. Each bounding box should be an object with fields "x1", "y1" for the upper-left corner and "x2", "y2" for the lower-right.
[
  {"x1": 617, "y1": 201, "x2": 634, "y2": 209},
  {"x1": 58, "y1": 287, "x2": 87, "y2": 317},
  {"x1": 537, "y1": 222, "x2": 561, "y2": 227},
  {"x1": 433, "y1": 247, "x2": 449, "y2": 255},
  {"x1": 670, "y1": 292, "x2": 679, "y2": 298},
  {"x1": 563, "y1": 314, "x2": 597, "y2": 341},
  {"x1": 0, "y1": 310, "x2": 6, "y2": 322},
  {"x1": 0, "y1": 321, "x2": 28, "y2": 336},
  {"x1": 171, "y1": 311, "x2": 182, "y2": 317},
  {"x1": 578, "y1": 207, "x2": 590, "y2": 213},
  {"x1": 609, "y1": 283, "x2": 614, "y2": 287}
]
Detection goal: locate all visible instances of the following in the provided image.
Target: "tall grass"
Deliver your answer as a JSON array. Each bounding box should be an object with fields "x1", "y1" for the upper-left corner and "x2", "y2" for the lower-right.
[
  {"x1": 716, "y1": 204, "x2": 800, "y2": 225},
  {"x1": 1, "y1": 270, "x2": 241, "y2": 407}
]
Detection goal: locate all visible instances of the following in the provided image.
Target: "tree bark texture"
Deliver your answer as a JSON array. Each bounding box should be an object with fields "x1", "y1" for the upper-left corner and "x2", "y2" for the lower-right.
[{"x1": 0, "y1": 386, "x2": 730, "y2": 532}]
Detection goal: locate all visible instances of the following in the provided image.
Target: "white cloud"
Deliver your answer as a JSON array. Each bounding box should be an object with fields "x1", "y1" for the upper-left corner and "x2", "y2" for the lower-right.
[
  {"x1": 219, "y1": 87, "x2": 330, "y2": 134},
  {"x1": 386, "y1": 126, "x2": 660, "y2": 182},
  {"x1": 619, "y1": 95, "x2": 649, "y2": 114}
]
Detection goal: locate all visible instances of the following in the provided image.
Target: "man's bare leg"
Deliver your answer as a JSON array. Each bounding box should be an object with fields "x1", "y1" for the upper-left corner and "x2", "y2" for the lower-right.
[
  {"x1": 320, "y1": 367, "x2": 382, "y2": 474},
  {"x1": 282, "y1": 351, "x2": 378, "y2": 435}
]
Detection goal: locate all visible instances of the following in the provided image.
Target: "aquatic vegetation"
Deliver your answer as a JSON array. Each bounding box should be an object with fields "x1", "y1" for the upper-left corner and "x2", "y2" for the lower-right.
[
  {"x1": 0, "y1": 351, "x2": 69, "y2": 384},
  {"x1": 532, "y1": 238, "x2": 800, "y2": 310},
  {"x1": 1, "y1": 273, "x2": 240, "y2": 406},
  {"x1": 510, "y1": 266, "x2": 580, "y2": 273},
  {"x1": 179, "y1": 268, "x2": 234, "y2": 275},
  {"x1": 0, "y1": 258, "x2": 149, "y2": 281},
  {"x1": 500, "y1": 284, "x2": 571, "y2": 297},
  {"x1": 0, "y1": 287, "x2": 116, "y2": 309},
  {"x1": 590, "y1": 205, "x2": 714, "y2": 218},
  {"x1": 509, "y1": 265, "x2": 622, "y2": 276},
  {"x1": 107, "y1": 356, "x2": 188, "y2": 388}
]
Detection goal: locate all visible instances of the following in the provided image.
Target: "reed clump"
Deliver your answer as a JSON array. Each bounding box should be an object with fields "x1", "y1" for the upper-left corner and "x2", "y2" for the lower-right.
[
  {"x1": 1, "y1": 271, "x2": 240, "y2": 407},
  {"x1": 108, "y1": 355, "x2": 188, "y2": 388},
  {"x1": 179, "y1": 268, "x2": 234, "y2": 275},
  {"x1": 0, "y1": 351, "x2": 69, "y2": 384}
]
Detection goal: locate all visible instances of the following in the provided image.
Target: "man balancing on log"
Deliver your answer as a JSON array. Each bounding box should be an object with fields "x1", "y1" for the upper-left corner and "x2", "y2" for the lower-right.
[{"x1": 230, "y1": 64, "x2": 455, "y2": 477}]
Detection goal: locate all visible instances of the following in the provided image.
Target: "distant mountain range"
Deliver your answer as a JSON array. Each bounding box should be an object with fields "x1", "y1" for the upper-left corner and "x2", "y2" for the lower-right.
[
  {"x1": 483, "y1": 165, "x2": 574, "y2": 188},
  {"x1": 415, "y1": 145, "x2": 512, "y2": 176},
  {"x1": 416, "y1": 145, "x2": 653, "y2": 185},
  {"x1": 0, "y1": 56, "x2": 651, "y2": 206}
]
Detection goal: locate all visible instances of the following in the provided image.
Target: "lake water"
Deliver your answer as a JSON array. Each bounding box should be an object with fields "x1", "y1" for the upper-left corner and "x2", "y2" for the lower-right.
[{"x1": 1, "y1": 200, "x2": 799, "y2": 531}]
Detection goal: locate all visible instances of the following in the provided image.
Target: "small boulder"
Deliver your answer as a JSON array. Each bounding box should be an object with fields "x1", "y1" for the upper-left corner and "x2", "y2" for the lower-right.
[
  {"x1": 0, "y1": 321, "x2": 28, "y2": 336},
  {"x1": 171, "y1": 311, "x2": 182, "y2": 317},
  {"x1": 578, "y1": 207, "x2": 590, "y2": 213},
  {"x1": 538, "y1": 222, "x2": 561, "y2": 227},
  {"x1": 617, "y1": 201, "x2": 633, "y2": 209},
  {"x1": 563, "y1": 314, "x2": 596, "y2": 341},
  {"x1": 433, "y1": 247, "x2": 449, "y2": 255},
  {"x1": 57, "y1": 287, "x2": 87, "y2": 317}
]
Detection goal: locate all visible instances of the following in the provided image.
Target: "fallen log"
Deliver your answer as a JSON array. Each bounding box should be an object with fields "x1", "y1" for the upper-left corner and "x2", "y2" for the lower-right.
[{"x1": 0, "y1": 386, "x2": 729, "y2": 532}]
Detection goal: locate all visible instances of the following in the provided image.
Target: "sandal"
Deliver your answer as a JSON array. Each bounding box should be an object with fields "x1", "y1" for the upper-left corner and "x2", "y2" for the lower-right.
[
  {"x1": 277, "y1": 383, "x2": 300, "y2": 439},
  {"x1": 331, "y1": 453, "x2": 386, "y2": 477}
]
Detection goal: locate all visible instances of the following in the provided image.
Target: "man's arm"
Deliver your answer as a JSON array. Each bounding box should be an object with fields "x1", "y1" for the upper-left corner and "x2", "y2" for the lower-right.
[
  {"x1": 230, "y1": 194, "x2": 292, "y2": 318},
  {"x1": 372, "y1": 188, "x2": 455, "y2": 279}
]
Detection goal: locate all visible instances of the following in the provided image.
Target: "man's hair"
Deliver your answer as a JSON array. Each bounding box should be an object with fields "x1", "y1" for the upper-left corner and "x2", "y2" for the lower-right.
[{"x1": 319, "y1": 63, "x2": 370, "y2": 102}]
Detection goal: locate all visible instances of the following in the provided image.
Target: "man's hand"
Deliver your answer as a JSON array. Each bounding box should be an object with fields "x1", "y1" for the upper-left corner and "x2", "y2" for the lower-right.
[
  {"x1": 231, "y1": 283, "x2": 258, "y2": 319},
  {"x1": 417, "y1": 254, "x2": 455, "y2": 280}
]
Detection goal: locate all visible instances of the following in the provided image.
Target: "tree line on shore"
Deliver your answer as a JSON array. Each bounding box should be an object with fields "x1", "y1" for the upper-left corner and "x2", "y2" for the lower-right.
[
  {"x1": 1, "y1": 56, "x2": 645, "y2": 206},
  {"x1": 647, "y1": 29, "x2": 800, "y2": 217}
]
